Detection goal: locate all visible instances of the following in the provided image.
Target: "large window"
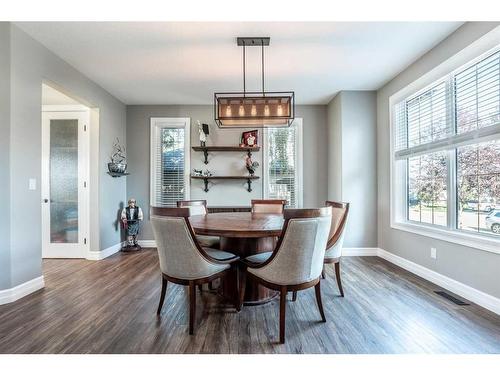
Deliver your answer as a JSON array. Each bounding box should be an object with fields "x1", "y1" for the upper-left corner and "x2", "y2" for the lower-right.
[
  {"x1": 392, "y1": 47, "x2": 500, "y2": 250},
  {"x1": 263, "y1": 119, "x2": 303, "y2": 208},
  {"x1": 150, "y1": 118, "x2": 190, "y2": 207}
]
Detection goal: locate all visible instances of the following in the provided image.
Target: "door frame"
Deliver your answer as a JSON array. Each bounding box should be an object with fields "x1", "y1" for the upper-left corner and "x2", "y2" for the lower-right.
[{"x1": 41, "y1": 105, "x2": 90, "y2": 258}]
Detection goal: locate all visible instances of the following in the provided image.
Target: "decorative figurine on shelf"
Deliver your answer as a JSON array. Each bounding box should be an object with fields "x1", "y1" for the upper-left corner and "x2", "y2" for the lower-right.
[
  {"x1": 121, "y1": 198, "x2": 143, "y2": 252},
  {"x1": 198, "y1": 120, "x2": 210, "y2": 147},
  {"x1": 203, "y1": 169, "x2": 213, "y2": 177},
  {"x1": 245, "y1": 155, "x2": 259, "y2": 176},
  {"x1": 108, "y1": 138, "x2": 128, "y2": 175},
  {"x1": 193, "y1": 168, "x2": 203, "y2": 176}
]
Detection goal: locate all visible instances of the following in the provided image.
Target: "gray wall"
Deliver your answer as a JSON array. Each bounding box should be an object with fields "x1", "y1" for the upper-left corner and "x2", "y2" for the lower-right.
[
  {"x1": 327, "y1": 94, "x2": 342, "y2": 201},
  {"x1": 377, "y1": 22, "x2": 500, "y2": 298},
  {"x1": 0, "y1": 23, "x2": 11, "y2": 289},
  {"x1": 4, "y1": 23, "x2": 126, "y2": 288},
  {"x1": 327, "y1": 91, "x2": 378, "y2": 248},
  {"x1": 126, "y1": 105, "x2": 328, "y2": 240}
]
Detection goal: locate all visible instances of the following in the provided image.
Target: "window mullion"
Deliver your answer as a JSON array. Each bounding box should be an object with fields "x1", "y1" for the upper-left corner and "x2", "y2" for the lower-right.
[
  {"x1": 447, "y1": 75, "x2": 457, "y2": 230},
  {"x1": 448, "y1": 149, "x2": 457, "y2": 230}
]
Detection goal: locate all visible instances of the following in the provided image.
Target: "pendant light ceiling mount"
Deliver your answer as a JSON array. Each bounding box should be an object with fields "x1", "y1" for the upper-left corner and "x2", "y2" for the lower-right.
[
  {"x1": 236, "y1": 37, "x2": 270, "y2": 46},
  {"x1": 214, "y1": 37, "x2": 295, "y2": 128}
]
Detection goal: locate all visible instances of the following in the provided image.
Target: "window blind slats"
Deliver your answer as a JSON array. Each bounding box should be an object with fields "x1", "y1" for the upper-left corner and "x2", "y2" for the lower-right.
[
  {"x1": 151, "y1": 122, "x2": 187, "y2": 207},
  {"x1": 455, "y1": 50, "x2": 500, "y2": 134},
  {"x1": 158, "y1": 128, "x2": 185, "y2": 207},
  {"x1": 395, "y1": 48, "x2": 500, "y2": 159},
  {"x1": 266, "y1": 123, "x2": 298, "y2": 208}
]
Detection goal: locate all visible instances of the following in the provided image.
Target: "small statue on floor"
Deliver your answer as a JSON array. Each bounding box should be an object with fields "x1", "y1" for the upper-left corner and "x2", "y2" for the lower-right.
[{"x1": 121, "y1": 198, "x2": 143, "y2": 252}]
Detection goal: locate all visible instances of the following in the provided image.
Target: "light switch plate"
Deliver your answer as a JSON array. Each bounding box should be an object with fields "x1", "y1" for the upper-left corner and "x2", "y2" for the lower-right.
[
  {"x1": 430, "y1": 247, "x2": 437, "y2": 259},
  {"x1": 29, "y1": 178, "x2": 37, "y2": 190}
]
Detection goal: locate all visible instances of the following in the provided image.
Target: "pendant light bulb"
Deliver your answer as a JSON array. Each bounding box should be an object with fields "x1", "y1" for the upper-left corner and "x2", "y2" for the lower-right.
[
  {"x1": 225, "y1": 105, "x2": 232, "y2": 117},
  {"x1": 239, "y1": 105, "x2": 245, "y2": 117},
  {"x1": 264, "y1": 105, "x2": 270, "y2": 117},
  {"x1": 277, "y1": 104, "x2": 283, "y2": 116},
  {"x1": 251, "y1": 105, "x2": 257, "y2": 116}
]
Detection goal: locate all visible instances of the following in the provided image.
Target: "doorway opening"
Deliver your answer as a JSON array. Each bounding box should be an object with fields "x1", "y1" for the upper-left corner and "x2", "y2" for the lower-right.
[{"x1": 41, "y1": 84, "x2": 91, "y2": 258}]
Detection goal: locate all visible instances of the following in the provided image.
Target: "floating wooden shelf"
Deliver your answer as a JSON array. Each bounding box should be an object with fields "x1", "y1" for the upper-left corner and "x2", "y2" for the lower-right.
[
  {"x1": 191, "y1": 175, "x2": 260, "y2": 192},
  {"x1": 192, "y1": 146, "x2": 260, "y2": 164}
]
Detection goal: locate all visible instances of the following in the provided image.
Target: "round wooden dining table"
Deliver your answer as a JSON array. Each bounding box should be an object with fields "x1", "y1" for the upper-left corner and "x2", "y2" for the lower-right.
[{"x1": 189, "y1": 212, "x2": 284, "y2": 305}]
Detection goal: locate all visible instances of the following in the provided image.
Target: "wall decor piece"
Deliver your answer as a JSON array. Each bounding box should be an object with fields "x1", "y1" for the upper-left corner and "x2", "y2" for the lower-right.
[
  {"x1": 214, "y1": 37, "x2": 295, "y2": 128},
  {"x1": 241, "y1": 130, "x2": 258, "y2": 147},
  {"x1": 245, "y1": 155, "x2": 259, "y2": 176},
  {"x1": 107, "y1": 138, "x2": 129, "y2": 177},
  {"x1": 197, "y1": 120, "x2": 210, "y2": 146}
]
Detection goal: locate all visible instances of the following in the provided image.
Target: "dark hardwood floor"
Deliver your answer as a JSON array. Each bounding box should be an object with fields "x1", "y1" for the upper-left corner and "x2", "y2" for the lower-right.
[{"x1": 0, "y1": 249, "x2": 499, "y2": 354}]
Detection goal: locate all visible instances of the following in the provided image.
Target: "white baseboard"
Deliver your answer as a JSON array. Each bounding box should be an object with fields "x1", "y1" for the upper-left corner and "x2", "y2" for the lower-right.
[
  {"x1": 86, "y1": 242, "x2": 123, "y2": 260},
  {"x1": 138, "y1": 240, "x2": 157, "y2": 248},
  {"x1": 0, "y1": 276, "x2": 45, "y2": 305},
  {"x1": 343, "y1": 247, "x2": 379, "y2": 256},
  {"x1": 377, "y1": 248, "x2": 500, "y2": 316}
]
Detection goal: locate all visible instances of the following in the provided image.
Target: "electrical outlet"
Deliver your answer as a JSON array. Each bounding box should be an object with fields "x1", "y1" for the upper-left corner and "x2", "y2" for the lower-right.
[{"x1": 430, "y1": 247, "x2": 437, "y2": 259}]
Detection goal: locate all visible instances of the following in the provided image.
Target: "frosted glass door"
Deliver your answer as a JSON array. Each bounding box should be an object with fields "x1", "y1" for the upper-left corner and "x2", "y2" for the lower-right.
[
  {"x1": 42, "y1": 110, "x2": 88, "y2": 258},
  {"x1": 50, "y1": 119, "x2": 79, "y2": 243}
]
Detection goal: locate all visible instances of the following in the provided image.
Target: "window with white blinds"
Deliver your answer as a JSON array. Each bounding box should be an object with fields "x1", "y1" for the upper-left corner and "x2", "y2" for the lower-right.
[
  {"x1": 150, "y1": 118, "x2": 190, "y2": 207},
  {"x1": 391, "y1": 45, "x2": 500, "y2": 250},
  {"x1": 455, "y1": 50, "x2": 500, "y2": 134},
  {"x1": 263, "y1": 119, "x2": 303, "y2": 208},
  {"x1": 395, "y1": 48, "x2": 500, "y2": 160}
]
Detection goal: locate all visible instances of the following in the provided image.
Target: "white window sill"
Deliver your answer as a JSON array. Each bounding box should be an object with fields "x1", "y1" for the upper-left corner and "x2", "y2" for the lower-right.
[{"x1": 391, "y1": 221, "x2": 500, "y2": 255}]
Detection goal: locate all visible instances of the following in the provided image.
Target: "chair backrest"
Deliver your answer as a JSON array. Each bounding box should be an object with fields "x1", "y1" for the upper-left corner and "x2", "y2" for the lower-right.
[
  {"x1": 150, "y1": 207, "x2": 228, "y2": 279},
  {"x1": 252, "y1": 207, "x2": 332, "y2": 285},
  {"x1": 251, "y1": 199, "x2": 287, "y2": 214},
  {"x1": 177, "y1": 199, "x2": 208, "y2": 216},
  {"x1": 325, "y1": 201, "x2": 349, "y2": 255}
]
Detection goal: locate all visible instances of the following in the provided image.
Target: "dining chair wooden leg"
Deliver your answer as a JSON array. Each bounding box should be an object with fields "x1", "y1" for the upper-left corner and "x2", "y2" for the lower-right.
[
  {"x1": 292, "y1": 291, "x2": 297, "y2": 301},
  {"x1": 314, "y1": 281, "x2": 326, "y2": 322},
  {"x1": 189, "y1": 281, "x2": 196, "y2": 335},
  {"x1": 198, "y1": 284, "x2": 203, "y2": 292},
  {"x1": 279, "y1": 286, "x2": 287, "y2": 344},
  {"x1": 334, "y1": 262, "x2": 344, "y2": 297},
  {"x1": 237, "y1": 269, "x2": 247, "y2": 312},
  {"x1": 157, "y1": 278, "x2": 168, "y2": 315},
  {"x1": 208, "y1": 280, "x2": 215, "y2": 290}
]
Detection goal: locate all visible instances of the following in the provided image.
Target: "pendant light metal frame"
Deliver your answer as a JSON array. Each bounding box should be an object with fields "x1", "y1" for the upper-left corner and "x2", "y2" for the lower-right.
[{"x1": 214, "y1": 37, "x2": 295, "y2": 128}]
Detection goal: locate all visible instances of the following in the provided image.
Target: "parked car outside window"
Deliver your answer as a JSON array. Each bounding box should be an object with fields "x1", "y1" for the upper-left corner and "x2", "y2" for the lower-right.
[{"x1": 485, "y1": 210, "x2": 500, "y2": 235}]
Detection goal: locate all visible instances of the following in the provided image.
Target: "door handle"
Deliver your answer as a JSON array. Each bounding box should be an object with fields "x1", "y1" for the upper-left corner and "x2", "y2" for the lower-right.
[{"x1": 43, "y1": 198, "x2": 49, "y2": 203}]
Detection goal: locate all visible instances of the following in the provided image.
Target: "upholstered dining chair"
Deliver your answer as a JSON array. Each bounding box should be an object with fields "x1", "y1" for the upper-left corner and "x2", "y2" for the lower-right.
[
  {"x1": 322, "y1": 201, "x2": 350, "y2": 297},
  {"x1": 251, "y1": 199, "x2": 287, "y2": 214},
  {"x1": 239, "y1": 207, "x2": 332, "y2": 343},
  {"x1": 177, "y1": 200, "x2": 220, "y2": 249},
  {"x1": 150, "y1": 207, "x2": 239, "y2": 335},
  {"x1": 291, "y1": 201, "x2": 349, "y2": 301}
]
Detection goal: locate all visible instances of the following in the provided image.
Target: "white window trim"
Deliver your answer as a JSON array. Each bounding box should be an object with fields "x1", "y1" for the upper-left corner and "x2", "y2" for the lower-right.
[
  {"x1": 150, "y1": 117, "x2": 191, "y2": 207},
  {"x1": 263, "y1": 118, "x2": 304, "y2": 208},
  {"x1": 389, "y1": 27, "x2": 500, "y2": 255}
]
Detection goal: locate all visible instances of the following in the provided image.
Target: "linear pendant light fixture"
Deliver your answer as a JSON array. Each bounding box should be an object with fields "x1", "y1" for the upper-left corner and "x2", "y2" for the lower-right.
[{"x1": 214, "y1": 37, "x2": 295, "y2": 128}]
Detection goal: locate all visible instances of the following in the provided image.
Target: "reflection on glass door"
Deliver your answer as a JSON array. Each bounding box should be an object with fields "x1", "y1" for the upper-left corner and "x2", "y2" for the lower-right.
[
  {"x1": 42, "y1": 110, "x2": 89, "y2": 258},
  {"x1": 50, "y1": 119, "x2": 79, "y2": 243}
]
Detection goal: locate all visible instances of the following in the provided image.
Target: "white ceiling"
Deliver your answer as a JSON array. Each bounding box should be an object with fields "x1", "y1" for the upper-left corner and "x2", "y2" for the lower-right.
[{"x1": 17, "y1": 22, "x2": 462, "y2": 105}]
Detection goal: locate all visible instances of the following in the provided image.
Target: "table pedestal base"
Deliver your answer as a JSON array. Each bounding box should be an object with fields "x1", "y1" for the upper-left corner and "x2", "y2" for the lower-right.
[{"x1": 219, "y1": 236, "x2": 278, "y2": 305}]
